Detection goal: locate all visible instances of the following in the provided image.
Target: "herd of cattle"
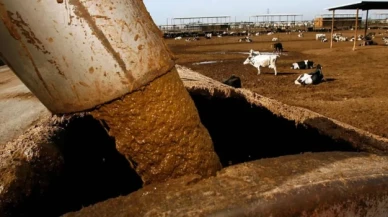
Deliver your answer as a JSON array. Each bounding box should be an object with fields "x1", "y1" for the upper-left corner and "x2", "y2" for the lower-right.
[
  {"x1": 241, "y1": 48, "x2": 324, "y2": 86},
  {"x1": 172, "y1": 30, "x2": 388, "y2": 88},
  {"x1": 316, "y1": 32, "x2": 388, "y2": 46},
  {"x1": 176, "y1": 30, "x2": 388, "y2": 47},
  {"x1": 174, "y1": 31, "x2": 286, "y2": 43}
]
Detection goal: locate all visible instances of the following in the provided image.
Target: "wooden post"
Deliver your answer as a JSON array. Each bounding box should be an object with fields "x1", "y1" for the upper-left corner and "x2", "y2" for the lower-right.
[
  {"x1": 353, "y1": 8, "x2": 359, "y2": 51},
  {"x1": 330, "y1": 10, "x2": 335, "y2": 48},
  {"x1": 364, "y1": 10, "x2": 369, "y2": 38}
]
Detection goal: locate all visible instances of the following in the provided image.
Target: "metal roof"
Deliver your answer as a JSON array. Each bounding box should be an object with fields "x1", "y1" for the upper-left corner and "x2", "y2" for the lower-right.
[
  {"x1": 326, "y1": 1, "x2": 388, "y2": 11},
  {"x1": 250, "y1": 14, "x2": 303, "y2": 17},
  {"x1": 172, "y1": 16, "x2": 231, "y2": 20}
]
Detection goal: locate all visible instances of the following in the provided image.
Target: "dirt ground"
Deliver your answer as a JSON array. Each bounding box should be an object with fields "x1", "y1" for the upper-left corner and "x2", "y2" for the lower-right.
[
  {"x1": 0, "y1": 66, "x2": 50, "y2": 145},
  {"x1": 166, "y1": 30, "x2": 388, "y2": 138}
]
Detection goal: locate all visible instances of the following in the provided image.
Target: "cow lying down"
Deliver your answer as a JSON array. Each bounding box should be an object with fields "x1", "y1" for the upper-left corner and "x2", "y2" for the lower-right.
[
  {"x1": 222, "y1": 75, "x2": 241, "y2": 88},
  {"x1": 294, "y1": 64, "x2": 324, "y2": 85},
  {"x1": 243, "y1": 49, "x2": 279, "y2": 75},
  {"x1": 291, "y1": 60, "x2": 314, "y2": 69}
]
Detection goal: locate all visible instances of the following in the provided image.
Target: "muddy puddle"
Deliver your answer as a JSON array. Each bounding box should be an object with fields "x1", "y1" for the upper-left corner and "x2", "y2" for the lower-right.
[
  {"x1": 205, "y1": 51, "x2": 288, "y2": 56},
  {"x1": 192, "y1": 60, "x2": 223, "y2": 65}
]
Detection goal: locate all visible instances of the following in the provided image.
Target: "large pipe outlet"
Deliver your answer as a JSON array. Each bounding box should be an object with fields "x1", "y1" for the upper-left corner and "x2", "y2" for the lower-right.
[
  {"x1": 0, "y1": 0, "x2": 174, "y2": 114},
  {"x1": 0, "y1": 0, "x2": 221, "y2": 184}
]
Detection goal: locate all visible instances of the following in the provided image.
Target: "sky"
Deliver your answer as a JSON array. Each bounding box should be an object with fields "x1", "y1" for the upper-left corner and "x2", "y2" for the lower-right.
[{"x1": 143, "y1": 0, "x2": 388, "y2": 25}]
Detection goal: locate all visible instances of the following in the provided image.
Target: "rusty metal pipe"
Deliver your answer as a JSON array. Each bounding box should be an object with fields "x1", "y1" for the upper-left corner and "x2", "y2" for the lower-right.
[
  {"x1": 0, "y1": 0, "x2": 174, "y2": 114},
  {"x1": 0, "y1": 0, "x2": 221, "y2": 184}
]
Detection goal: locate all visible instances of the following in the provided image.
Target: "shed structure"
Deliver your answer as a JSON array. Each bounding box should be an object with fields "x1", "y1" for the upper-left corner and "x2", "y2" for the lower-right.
[{"x1": 326, "y1": 1, "x2": 388, "y2": 50}]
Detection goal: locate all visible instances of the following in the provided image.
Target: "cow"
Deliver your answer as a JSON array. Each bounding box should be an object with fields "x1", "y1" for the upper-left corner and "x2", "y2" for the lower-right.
[
  {"x1": 272, "y1": 37, "x2": 279, "y2": 42},
  {"x1": 205, "y1": 33, "x2": 212, "y2": 39},
  {"x1": 291, "y1": 60, "x2": 314, "y2": 70},
  {"x1": 316, "y1": 33, "x2": 326, "y2": 40},
  {"x1": 298, "y1": 33, "x2": 304, "y2": 37},
  {"x1": 272, "y1": 42, "x2": 283, "y2": 54},
  {"x1": 243, "y1": 49, "x2": 279, "y2": 75},
  {"x1": 360, "y1": 40, "x2": 377, "y2": 46},
  {"x1": 239, "y1": 37, "x2": 252, "y2": 42},
  {"x1": 222, "y1": 75, "x2": 241, "y2": 88},
  {"x1": 294, "y1": 64, "x2": 324, "y2": 85},
  {"x1": 383, "y1": 37, "x2": 388, "y2": 45},
  {"x1": 174, "y1": 36, "x2": 182, "y2": 40}
]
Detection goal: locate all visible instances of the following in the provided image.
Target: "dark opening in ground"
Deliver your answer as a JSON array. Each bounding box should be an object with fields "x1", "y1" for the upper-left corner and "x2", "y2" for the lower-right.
[
  {"x1": 190, "y1": 93, "x2": 359, "y2": 167},
  {"x1": 11, "y1": 92, "x2": 362, "y2": 217},
  {"x1": 37, "y1": 115, "x2": 143, "y2": 217}
]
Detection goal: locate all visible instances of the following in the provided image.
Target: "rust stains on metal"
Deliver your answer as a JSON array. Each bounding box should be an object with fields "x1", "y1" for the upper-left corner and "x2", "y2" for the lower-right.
[
  {"x1": 137, "y1": 44, "x2": 144, "y2": 50},
  {"x1": 1, "y1": 8, "x2": 51, "y2": 55},
  {"x1": 10, "y1": 12, "x2": 50, "y2": 55},
  {"x1": 47, "y1": 37, "x2": 54, "y2": 43},
  {"x1": 68, "y1": 0, "x2": 135, "y2": 86},
  {"x1": 48, "y1": 59, "x2": 66, "y2": 78},
  {"x1": 71, "y1": 84, "x2": 81, "y2": 100},
  {"x1": 134, "y1": 34, "x2": 139, "y2": 41},
  {"x1": 68, "y1": 15, "x2": 74, "y2": 26},
  {"x1": 0, "y1": 4, "x2": 53, "y2": 97},
  {"x1": 91, "y1": 15, "x2": 110, "y2": 20},
  {"x1": 88, "y1": 66, "x2": 94, "y2": 74},
  {"x1": 62, "y1": 55, "x2": 69, "y2": 68},
  {"x1": 79, "y1": 81, "x2": 89, "y2": 87},
  {"x1": 24, "y1": 48, "x2": 53, "y2": 97},
  {"x1": 0, "y1": 2, "x2": 21, "y2": 40}
]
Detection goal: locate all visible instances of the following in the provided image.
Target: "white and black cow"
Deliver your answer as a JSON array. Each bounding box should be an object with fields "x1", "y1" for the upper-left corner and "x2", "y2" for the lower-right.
[
  {"x1": 239, "y1": 37, "x2": 253, "y2": 42},
  {"x1": 243, "y1": 49, "x2": 279, "y2": 75},
  {"x1": 316, "y1": 34, "x2": 326, "y2": 40},
  {"x1": 294, "y1": 64, "x2": 324, "y2": 85},
  {"x1": 222, "y1": 75, "x2": 242, "y2": 88},
  {"x1": 291, "y1": 60, "x2": 314, "y2": 69}
]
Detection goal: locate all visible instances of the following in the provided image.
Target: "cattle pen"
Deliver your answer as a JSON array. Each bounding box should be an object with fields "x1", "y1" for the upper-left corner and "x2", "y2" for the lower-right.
[
  {"x1": 159, "y1": 14, "x2": 314, "y2": 38},
  {"x1": 159, "y1": 16, "x2": 232, "y2": 37},
  {"x1": 326, "y1": 1, "x2": 388, "y2": 50}
]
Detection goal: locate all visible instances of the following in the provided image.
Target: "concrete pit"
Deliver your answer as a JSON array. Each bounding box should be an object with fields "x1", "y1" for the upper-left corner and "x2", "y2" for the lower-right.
[{"x1": 2, "y1": 67, "x2": 388, "y2": 216}]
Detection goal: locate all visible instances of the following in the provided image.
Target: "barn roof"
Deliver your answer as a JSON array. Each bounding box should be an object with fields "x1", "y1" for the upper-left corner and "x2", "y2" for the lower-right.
[{"x1": 326, "y1": 1, "x2": 388, "y2": 11}]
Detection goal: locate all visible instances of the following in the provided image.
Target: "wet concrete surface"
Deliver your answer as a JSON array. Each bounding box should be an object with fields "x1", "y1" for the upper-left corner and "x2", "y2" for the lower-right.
[{"x1": 0, "y1": 66, "x2": 50, "y2": 145}]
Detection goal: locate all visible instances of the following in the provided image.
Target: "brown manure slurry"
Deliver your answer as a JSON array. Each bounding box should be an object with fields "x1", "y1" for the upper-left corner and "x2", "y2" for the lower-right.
[{"x1": 90, "y1": 68, "x2": 222, "y2": 185}]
